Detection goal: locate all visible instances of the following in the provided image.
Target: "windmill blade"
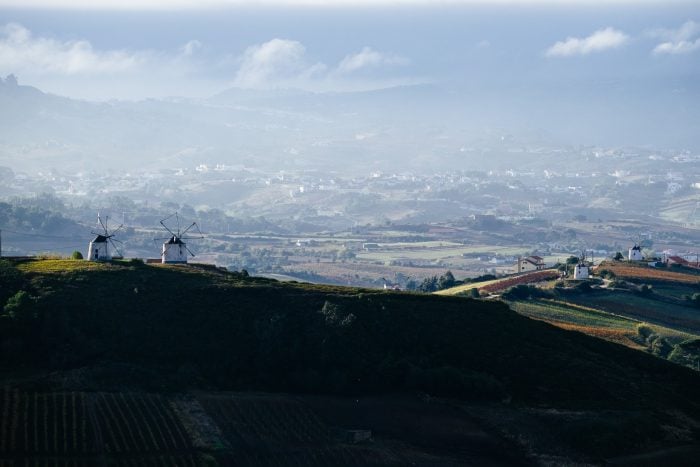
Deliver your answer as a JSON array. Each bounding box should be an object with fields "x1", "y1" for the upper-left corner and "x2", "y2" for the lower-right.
[
  {"x1": 181, "y1": 222, "x2": 198, "y2": 236},
  {"x1": 111, "y1": 223, "x2": 125, "y2": 235},
  {"x1": 176, "y1": 212, "x2": 181, "y2": 237},
  {"x1": 159, "y1": 219, "x2": 177, "y2": 238},
  {"x1": 98, "y1": 214, "x2": 108, "y2": 233},
  {"x1": 111, "y1": 238, "x2": 125, "y2": 245},
  {"x1": 185, "y1": 245, "x2": 195, "y2": 257},
  {"x1": 108, "y1": 238, "x2": 123, "y2": 257}
]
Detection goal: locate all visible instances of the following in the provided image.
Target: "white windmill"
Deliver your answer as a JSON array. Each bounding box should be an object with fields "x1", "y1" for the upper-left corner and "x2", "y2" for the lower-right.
[
  {"x1": 573, "y1": 250, "x2": 590, "y2": 280},
  {"x1": 87, "y1": 213, "x2": 124, "y2": 261},
  {"x1": 156, "y1": 212, "x2": 204, "y2": 264},
  {"x1": 628, "y1": 233, "x2": 645, "y2": 261}
]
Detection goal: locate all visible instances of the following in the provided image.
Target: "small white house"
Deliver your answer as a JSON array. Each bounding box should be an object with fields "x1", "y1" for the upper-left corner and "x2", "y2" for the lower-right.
[
  {"x1": 515, "y1": 256, "x2": 546, "y2": 273},
  {"x1": 573, "y1": 263, "x2": 589, "y2": 280},
  {"x1": 162, "y1": 236, "x2": 188, "y2": 264},
  {"x1": 87, "y1": 235, "x2": 111, "y2": 261},
  {"x1": 628, "y1": 245, "x2": 643, "y2": 261}
]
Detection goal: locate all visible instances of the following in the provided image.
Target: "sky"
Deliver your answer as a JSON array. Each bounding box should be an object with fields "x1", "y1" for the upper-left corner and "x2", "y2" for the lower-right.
[{"x1": 0, "y1": 0, "x2": 697, "y2": 100}]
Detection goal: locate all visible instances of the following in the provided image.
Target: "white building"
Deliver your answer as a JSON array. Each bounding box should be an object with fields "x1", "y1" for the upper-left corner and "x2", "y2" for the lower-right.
[
  {"x1": 515, "y1": 256, "x2": 546, "y2": 273},
  {"x1": 573, "y1": 263, "x2": 589, "y2": 280},
  {"x1": 162, "y1": 236, "x2": 188, "y2": 264},
  {"x1": 628, "y1": 245, "x2": 643, "y2": 261},
  {"x1": 87, "y1": 235, "x2": 111, "y2": 261}
]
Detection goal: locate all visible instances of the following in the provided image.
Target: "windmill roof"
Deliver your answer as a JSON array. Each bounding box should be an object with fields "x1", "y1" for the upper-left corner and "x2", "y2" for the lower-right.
[
  {"x1": 92, "y1": 235, "x2": 108, "y2": 243},
  {"x1": 166, "y1": 236, "x2": 184, "y2": 244}
]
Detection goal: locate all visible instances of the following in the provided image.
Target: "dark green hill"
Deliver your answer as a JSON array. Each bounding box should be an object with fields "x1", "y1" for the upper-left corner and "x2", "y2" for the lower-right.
[
  {"x1": 1, "y1": 258, "x2": 698, "y2": 410},
  {"x1": 2, "y1": 258, "x2": 700, "y2": 464}
]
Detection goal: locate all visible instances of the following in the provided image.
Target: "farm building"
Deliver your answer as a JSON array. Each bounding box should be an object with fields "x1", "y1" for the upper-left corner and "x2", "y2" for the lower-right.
[
  {"x1": 515, "y1": 256, "x2": 546, "y2": 273},
  {"x1": 87, "y1": 235, "x2": 111, "y2": 261},
  {"x1": 628, "y1": 245, "x2": 643, "y2": 261},
  {"x1": 162, "y1": 236, "x2": 188, "y2": 264}
]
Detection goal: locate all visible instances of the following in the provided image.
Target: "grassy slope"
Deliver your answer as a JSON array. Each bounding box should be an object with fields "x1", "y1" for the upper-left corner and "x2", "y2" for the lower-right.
[
  {"x1": 2, "y1": 259, "x2": 700, "y2": 462},
  {"x1": 0, "y1": 259, "x2": 697, "y2": 407}
]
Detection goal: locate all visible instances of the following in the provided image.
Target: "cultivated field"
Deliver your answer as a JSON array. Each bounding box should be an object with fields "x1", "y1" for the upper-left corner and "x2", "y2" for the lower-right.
[
  {"x1": 0, "y1": 390, "x2": 500, "y2": 466},
  {"x1": 600, "y1": 262, "x2": 700, "y2": 284},
  {"x1": 436, "y1": 269, "x2": 559, "y2": 296}
]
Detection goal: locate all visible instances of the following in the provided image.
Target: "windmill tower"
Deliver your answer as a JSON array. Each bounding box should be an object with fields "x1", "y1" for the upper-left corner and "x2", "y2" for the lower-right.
[
  {"x1": 87, "y1": 213, "x2": 124, "y2": 261},
  {"x1": 628, "y1": 244, "x2": 643, "y2": 261},
  {"x1": 573, "y1": 250, "x2": 590, "y2": 280},
  {"x1": 156, "y1": 212, "x2": 203, "y2": 264}
]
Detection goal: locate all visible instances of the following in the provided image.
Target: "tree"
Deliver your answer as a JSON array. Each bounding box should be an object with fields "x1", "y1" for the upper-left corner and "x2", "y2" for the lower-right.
[
  {"x1": 438, "y1": 271, "x2": 456, "y2": 290},
  {"x1": 71, "y1": 250, "x2": 84, "y2": 260},
  {"x1": 613, "y1": 252, "x2": 624, "y2": 261},
  {"x1": 566, "y1": 256, "x2": 579, "y2": 265},
  {"x1": 418, "y1": 276, "x2": 438, "y2": 292}
]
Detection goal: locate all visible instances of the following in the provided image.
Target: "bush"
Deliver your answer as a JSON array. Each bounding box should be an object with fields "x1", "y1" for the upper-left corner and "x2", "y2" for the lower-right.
[
  {"x1": 3, "y1": 290, "x2": 36, "y2": 321},
  {"x1": 636, "y1": 323, "x2": 654, "y2": 339},
  {"x1": 467, "y1": 273, "x2": 497, "y2": 283},
  {"x1": 597, "y1": 269, "x2": 616, "y2": 280},
  {"x1": 501, "y1": 284, "x2": 549, "y2": 300},
  {"x1": 71, "y1": 250, "x2": 84, "y2": 260}
]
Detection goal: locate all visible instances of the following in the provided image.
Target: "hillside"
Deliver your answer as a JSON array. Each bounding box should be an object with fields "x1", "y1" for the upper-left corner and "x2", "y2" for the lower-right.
[
  {"x1": 471, "y1": 260, "x2": 700, "y2": 373},
  {"x1": 1, "y1": 258, "x2": 700, "y2": 465}
]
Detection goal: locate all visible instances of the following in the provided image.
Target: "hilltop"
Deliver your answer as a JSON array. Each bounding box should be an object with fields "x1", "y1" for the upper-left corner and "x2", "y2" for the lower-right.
[{"x1": 1, "y1": 258, "x2": 700, "y2": 464}]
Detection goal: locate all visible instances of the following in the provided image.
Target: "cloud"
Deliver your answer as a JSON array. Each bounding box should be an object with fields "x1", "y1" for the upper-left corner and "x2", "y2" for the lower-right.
[
  {"x1": 233, "y1": 38, "x2": 327, "y2": 88},
  {"x1": 652, "y1": 39, "x2": 700, "y2": 55},
  {"x1": 0, "y1": 23, "x2": 144, "y2": 74},
  {"x1": 650, "y1": 20, "x2": 700, "y2": 55},
  {"x1": 232, "y1": 39, "x2": 408, "y2": 89},
  {"x1": 336, "y1": 46, "x2": 408, "y2": 74},
  {"x1": 545, "y1": 27, "x2": 629, "y2": 57},
  {"x1": 180, "y1": 40, "x2": 202, "y2": 57}
]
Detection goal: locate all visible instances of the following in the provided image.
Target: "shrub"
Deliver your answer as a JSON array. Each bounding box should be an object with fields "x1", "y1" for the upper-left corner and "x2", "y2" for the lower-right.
[
  {"x1": 501, "y1": 284, "x2": 549, "y2": 300},
  {"x1": 3, "y1": 290, "x2": 36, "y2": 321},
  {"x1": 71, "y1": 250, "x2": 84, "y2": 260},
  {"x1": 467, "y1": 273, "x2": 497, "y2": 283},
  {"x1": 636, "y1": 323, "x2": 654, "y2": 339},
  {"x1": 597, "y1": 269, "x2": 616, "y2": 280}
]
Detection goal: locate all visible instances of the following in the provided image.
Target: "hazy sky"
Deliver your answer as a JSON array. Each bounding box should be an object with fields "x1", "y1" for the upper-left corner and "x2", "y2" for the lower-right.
[{"x1": 0, "y1": 1, "x2": 698, "y2": 100}]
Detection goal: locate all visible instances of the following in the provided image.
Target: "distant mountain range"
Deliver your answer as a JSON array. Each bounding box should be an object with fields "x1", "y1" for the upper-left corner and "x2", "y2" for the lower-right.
[{"x1": 1, "y1": 74, "x2": 698, "y2": 175}]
